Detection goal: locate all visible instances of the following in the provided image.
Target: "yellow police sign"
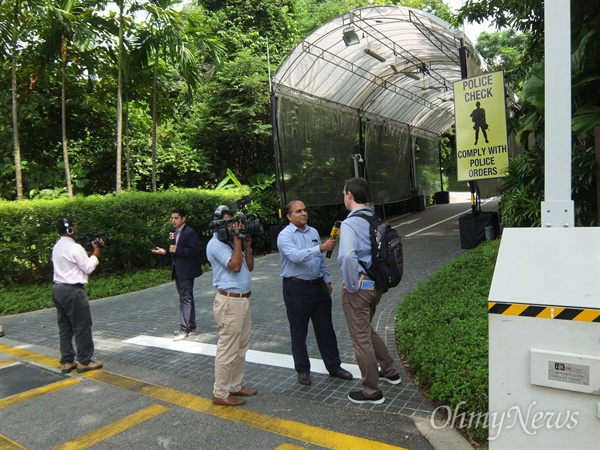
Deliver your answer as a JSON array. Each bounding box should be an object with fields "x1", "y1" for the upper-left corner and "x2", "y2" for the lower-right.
[{"x1": 453, "y1": 71, "x2": 509, "y2": 181}]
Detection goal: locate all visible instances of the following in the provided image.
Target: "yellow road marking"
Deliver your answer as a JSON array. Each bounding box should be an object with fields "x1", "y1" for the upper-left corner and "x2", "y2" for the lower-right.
[
  {"x1": 0, "y1": 344, "x2": 59, "y2": 370},
  {"x1": 0, "y1": 359, "x2": 18, "y2": 367},
  {"x1": 0, "y1": 378, "x2": 81, "y2": 409},
  {"x1": 0, "y1": 344, "x2": 409, "y2": 450},
  {"x1": 54, "y1": 404, "x2": 170, "y2": 450},
  {"x1": 275, "y1": 444, "x2": 308, "y2": 450},
  {"x1": 84, "y1": 370, "x2": 406, "y2": 449},
  {"x1": 0, "y1": 434, "x2": 28, "y2": 450}
]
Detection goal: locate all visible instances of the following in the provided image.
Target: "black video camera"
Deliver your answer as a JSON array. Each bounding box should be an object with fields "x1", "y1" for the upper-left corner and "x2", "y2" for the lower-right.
[
  {"x1": 210, "y1": 196, "x2": 264, "y2": 242},
  {"x1": 77, "y1": 232, "x2": 114, "y2": 252}
]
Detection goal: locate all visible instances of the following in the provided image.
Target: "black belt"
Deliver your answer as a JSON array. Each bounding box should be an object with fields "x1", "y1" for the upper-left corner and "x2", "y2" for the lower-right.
[
  {"x1": 286, "y1": 277, "x2": 323, "y2": 285},
  {"x1": 55, "y1": 283, "x2": 84, "y2": 289},
  {"x1": 217, "y1": 289, "x2": 251, "y2": 298}
]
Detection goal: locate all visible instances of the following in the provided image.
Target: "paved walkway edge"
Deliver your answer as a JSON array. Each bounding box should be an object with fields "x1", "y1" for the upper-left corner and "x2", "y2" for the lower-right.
[{"x1": 412, "y1": 416, "x2": 475, "y2": 450}]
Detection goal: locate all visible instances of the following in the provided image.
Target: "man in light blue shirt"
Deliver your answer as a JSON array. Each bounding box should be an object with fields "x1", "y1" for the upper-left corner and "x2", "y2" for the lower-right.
[
  {"x1": 277, "y1": 200, "x2": 353, "y2": 386},
  {"x1": 206, "y1": 205, "x2": 257, "y2": 407},
  {"x1": 338, "y1": 177, "x2": 401, "y2": 405}
]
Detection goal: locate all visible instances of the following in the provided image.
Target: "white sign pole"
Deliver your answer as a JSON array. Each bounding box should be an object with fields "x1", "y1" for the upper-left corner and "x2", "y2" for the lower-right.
[{"x1": 542, "y1": 0, "x2": 575, "y2": 227}]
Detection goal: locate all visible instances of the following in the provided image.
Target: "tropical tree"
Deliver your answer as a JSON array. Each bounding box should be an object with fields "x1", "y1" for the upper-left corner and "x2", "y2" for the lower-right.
[
  {"x1": 115, "y1": 0, "x2": 125, "y2": 195},
  {"x1": 476, "y1": 29, "x2": 530, "y2": 94},
  {"x1": 0, "y1": 0, "x2": 42, "y2": 200},
  {"x1": 133, "y1": 0, "x2": 222, "y2": 192},
  {"x1": 38, "y1": 0, "x2": 109, "y2": 198}
]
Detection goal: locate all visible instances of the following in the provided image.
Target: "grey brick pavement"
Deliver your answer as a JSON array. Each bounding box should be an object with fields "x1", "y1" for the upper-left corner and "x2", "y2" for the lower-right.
[{"x1": 1, "y1": 195, "x2": 490, "y2": 422}]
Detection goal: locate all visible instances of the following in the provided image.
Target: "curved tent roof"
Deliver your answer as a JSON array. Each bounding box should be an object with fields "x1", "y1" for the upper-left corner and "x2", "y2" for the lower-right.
[{"x1": 273, "y1": 6, "x2": 487, "y2": 136}]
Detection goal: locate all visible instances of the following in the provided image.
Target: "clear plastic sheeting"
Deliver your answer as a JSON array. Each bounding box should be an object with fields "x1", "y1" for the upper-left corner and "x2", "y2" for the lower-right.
[
  {"x1": 272, "y1": 5, "x2": 488, "y2": 207},
  {"x1": 364, "y1": 121, "x2": 412, "y2": 203},
  {"x1": 276, "y1": 96, "x2": 359, "y2": 206}
]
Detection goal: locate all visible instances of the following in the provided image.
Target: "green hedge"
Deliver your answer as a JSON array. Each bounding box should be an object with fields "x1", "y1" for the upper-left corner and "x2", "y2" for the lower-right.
[
  {"x1": 0, "y1": 188, "x2": 283, "y2": 285},
  {"x1": 395, "y1": 240, "x2": 500, "y2": 444}
]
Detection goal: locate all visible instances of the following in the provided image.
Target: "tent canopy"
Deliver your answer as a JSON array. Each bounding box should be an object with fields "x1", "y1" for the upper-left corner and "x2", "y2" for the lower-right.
[{"x1": 273, "y1": 6, "x2": 487, "y2": 137}]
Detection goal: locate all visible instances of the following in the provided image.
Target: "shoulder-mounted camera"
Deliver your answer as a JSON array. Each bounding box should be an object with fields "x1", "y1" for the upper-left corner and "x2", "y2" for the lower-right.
[{"x1": 208, "y1": 196, "x2": 264, "y2": 242}]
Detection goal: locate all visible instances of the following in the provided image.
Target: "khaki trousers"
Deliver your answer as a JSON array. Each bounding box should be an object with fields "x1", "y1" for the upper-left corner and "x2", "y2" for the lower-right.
[
  {"x1": 342, "y1": 287, "x2": 396, "y2": 397},
  {"x1": 213, "y1": 293, "x2": 251, "y2": 398}
]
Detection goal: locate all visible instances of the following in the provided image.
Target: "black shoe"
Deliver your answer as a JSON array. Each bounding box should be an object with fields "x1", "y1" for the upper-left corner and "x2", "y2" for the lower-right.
[
  {"x1": 378, "y1": 371, "x2": 402, "y2": 385},
  {"x1": 348, "y1": 390, "x2": 385, "y2": 405},
  {"x1": 329, "y1": 368, "x2": 353, "y2": 380},
  {"x1": 298, "y1": 372, "x2": 311, "y2": 386}
]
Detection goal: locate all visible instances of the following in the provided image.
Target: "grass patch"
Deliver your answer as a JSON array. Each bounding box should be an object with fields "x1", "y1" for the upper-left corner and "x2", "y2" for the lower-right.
[
  {"x1": 395, "y1": 239, "x2": 500, "y2": 445},
  {"x1": 0, "y1": 268, "x2": 172, "y2": 315}
]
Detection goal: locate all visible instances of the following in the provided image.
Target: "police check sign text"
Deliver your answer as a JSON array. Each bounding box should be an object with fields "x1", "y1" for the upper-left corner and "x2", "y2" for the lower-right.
[{"x1": 453, "y1": 71, "x2": 509, "y2": 181}]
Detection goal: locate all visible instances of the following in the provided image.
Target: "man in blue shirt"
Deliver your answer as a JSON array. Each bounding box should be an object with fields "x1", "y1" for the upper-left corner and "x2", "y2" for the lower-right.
[
  {"x1": 206, "y1": 205, "x2": 257, "y2": 407},
  {"x1": 277, "y1": 200, "x2": 353, "y2": 386},
  {"x1": 338, "y1": 178, "x2": 401, "y2": 405}
]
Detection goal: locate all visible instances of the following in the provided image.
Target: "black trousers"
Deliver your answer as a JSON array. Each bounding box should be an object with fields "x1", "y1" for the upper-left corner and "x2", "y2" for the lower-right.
[
  {"x1": 282, "y1": 278, "x2": 342, "y2": 373},
  {"x1": 175, "y1": 275, "x2": 196, "y2": 333},
  {"x1": 52, "y1": 284, "x2": 95, "y2": 365}
]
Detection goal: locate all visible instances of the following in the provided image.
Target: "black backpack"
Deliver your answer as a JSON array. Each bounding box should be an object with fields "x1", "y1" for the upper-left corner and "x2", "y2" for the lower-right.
[{"x1": 355, "y1": 212, "x2": 404, "y2": 293}]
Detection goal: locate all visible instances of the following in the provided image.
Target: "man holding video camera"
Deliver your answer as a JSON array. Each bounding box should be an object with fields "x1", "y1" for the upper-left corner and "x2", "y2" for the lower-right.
[
  {"x1": 51, "y1": 218, "x2": 104, "y2": 374},
  {"x1": 206, "y1": 204, "x2": 256, "y2": 407}
]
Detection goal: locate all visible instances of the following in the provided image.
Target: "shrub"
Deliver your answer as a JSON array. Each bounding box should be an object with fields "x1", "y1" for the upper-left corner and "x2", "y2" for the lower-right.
[
  {"x1": 396, "y1": 240, "x2": 500, "y2": 444},
  {"x1": 0, "y1": 188, "x2": 281, "y2": 285}
]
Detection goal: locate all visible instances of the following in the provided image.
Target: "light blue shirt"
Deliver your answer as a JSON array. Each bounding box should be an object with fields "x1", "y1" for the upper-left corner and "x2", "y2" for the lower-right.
[
  {"x1": 277, "y1": 223, "x2": 331, "y2": 283},
  {"x1": 337, "y1": 208, "x2": 373, "y2": 293},
  {"x1": 206, "y1": 235, "x2": 252, "y2": 293}
]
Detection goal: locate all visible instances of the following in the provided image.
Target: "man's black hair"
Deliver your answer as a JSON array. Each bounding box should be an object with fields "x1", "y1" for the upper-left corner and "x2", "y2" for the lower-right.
[
  {"x1": 344, "y1": 177, "x2": 369, "y2": 204},
  {"x1": 284, "y1": 200, "x2": 302, "y2": 217},
  {"x1": 172, "y1": 208, "x2": 187, "y2": 217}
]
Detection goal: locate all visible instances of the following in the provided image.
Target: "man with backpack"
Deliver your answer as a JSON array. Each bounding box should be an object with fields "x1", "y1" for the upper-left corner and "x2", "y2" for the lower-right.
[{"x1": 337, "y1": 177, "x2": 401, "y2": 405}]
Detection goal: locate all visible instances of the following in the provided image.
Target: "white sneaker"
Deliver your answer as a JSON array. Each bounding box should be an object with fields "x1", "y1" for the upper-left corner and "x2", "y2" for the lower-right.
[{"x1": 173, "y1": 331, "x2": 188, "y2": 341}]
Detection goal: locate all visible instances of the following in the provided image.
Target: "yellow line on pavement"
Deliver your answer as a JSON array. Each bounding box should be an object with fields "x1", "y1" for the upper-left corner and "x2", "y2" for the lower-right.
[
  {"x1": 0, "y1": 343, "x2": 408, "y2": 450},
  {"x1": 0, "y1": 434, "x2": 28, "y2": 450},
  {"x1": 0, "y1": 359, "x2": 18, "y2": 367},
  {"x1": 0, "y1": 344, "x2": 59, "y2": 370},
  {"x1": 0, "y1": 378, "x2": 81, "y2": 409},
  {"x1": 54, "y1": 404, "x2": 170, "y2": 450},
  {"x1": 84, "y1": 370, "x2": 407, "y2": 450}
]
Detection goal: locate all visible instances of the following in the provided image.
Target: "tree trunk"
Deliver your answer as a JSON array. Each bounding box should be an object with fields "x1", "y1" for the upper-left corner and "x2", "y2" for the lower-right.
[
  {"x1": 61, "y1": 37, "x2": 73, "y2": 199},
  {"x1": 115, "y1": 0, "x2": 124, "y2": 196},
  {"x1": 125, "y1": 96, "x2": 131, "y2": 190},
  {"x1": 151, "y1": 46, "x2": 159, "y2": 192},
  {"x1": 12, "y1": 0, "x2": 23, "y2": 200}
]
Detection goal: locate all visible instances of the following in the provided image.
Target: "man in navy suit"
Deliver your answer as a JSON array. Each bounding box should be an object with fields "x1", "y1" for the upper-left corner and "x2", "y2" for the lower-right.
[{"x1": 152, "y1": 208, "x2": 202, "y2": 340}]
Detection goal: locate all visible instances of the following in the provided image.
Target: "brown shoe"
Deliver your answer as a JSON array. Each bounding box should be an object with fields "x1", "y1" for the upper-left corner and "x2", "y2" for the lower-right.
[
  {"x1": 76, "y1": 360, "x2": 103, "y2": 373},
  {"x1": 61, "y1": 361, "x2": 77, "y2": 374},
  {"x1": 230, "y1": 386, "x2": 257, "y2": 397},
  {"x1": 212, "y1": 395, "x2": 246, "y2": 406}
]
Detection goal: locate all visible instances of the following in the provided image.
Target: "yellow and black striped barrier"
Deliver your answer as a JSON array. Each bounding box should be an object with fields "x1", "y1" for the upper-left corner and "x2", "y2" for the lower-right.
[{"x1": 488, "y1": 301, "x2": 600, "y2": 322}]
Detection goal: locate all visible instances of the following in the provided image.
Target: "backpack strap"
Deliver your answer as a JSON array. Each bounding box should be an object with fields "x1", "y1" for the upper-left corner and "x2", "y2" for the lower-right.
[{"x1": 352, "y1": 212, "x2": 378, "y2": 277}]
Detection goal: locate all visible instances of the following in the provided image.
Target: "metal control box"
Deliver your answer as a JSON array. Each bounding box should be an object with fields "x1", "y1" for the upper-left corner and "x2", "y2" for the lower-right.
[{"x1": 488, "y1": 227, "x2": 600, "y2": 449}]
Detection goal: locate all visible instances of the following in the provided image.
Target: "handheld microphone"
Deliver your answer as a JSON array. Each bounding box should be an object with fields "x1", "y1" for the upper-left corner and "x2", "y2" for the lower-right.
[
  {"x1": 325, "y1": 220, "x2": 342, "y2": 258},
  {"x1": 169, "y1": 231, "x2": 176, "y2": 245}
]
